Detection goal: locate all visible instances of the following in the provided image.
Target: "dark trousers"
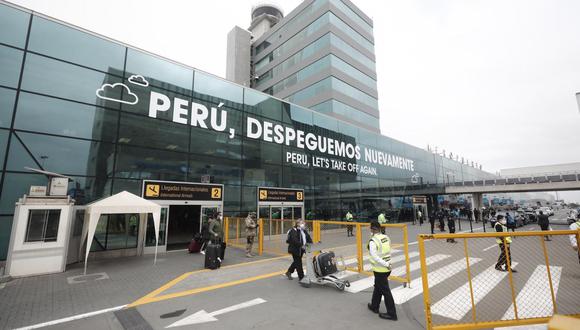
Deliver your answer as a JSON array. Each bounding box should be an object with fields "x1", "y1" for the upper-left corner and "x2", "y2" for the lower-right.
[
  {"x1": 371, "y1": 271, "x2": 397, "y2": 316},
  {"x1": 288, "y1": 250, "x2": 305, "y2": 280},
  {"x1": 496, "y1": 243, "x2": 512, "y2": 269},
  {"x1": 347, "y1": 225, "x2": 354, "y2": 237},
  {"x1": 430, "y1": 220, "x2": 435, "y2": 234}
]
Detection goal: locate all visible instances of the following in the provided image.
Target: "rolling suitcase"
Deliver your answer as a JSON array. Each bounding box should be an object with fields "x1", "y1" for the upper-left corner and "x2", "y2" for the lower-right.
[
  {"x1": 314, "y1": 251, "x2": 337, "y2": 277},
  {"x1": 188, "y1": 239, "x2": 201, "y2": 253},
  {"x1": 204, "y1": 242, "x2": 221, "y2": 269}
]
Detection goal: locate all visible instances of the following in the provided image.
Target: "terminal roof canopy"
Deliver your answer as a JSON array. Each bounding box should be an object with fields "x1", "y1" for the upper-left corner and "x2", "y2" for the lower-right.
[{"x1": 82, "y1": 191, "x2": 162, "y2": 274}]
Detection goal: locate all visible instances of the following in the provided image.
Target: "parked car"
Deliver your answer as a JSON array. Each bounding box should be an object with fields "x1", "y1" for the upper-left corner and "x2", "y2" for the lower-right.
[
  {"x1": 536, "y1": 207, "x2": 553, "y2": 216},
  {"x1": 567, "y1": 209, "x2": 578, "y2": 225},
  {"x1": 524, "y1": 208, "x2": 537, "y2": 222}
]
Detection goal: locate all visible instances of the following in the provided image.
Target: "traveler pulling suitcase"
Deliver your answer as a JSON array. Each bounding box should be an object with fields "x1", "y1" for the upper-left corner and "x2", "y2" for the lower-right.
[
  {"x1": 204, "y1": 242, "x2": 221, "y2": 270},
  {"x1": 314, "y1": 251, "x2": 338, "y2": 277}
]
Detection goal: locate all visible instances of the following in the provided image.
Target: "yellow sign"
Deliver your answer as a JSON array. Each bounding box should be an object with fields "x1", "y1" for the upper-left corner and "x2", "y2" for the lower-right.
[
  {"x1": 211, "y1": 188, "x2": 222, "y2": 199},
  {"x1": 259, "y1": 190, "x2": 268, "y2": 200},
  {"x1": 296, "y1": 191, "x2": 303, "y2": 201},
  {"x1": 145, "y1": 184, "x2": 160, "y2": 197}
]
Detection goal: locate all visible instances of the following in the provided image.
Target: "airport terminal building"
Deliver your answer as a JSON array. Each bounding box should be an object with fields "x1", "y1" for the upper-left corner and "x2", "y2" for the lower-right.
[{"x1": 0, "y1": 1, "x2": 494, "y2": 261}]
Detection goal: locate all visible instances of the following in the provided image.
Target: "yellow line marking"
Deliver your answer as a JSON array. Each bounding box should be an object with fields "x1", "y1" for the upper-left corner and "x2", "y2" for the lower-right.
[
  {"x1": 132, "y1": 270, "x2": 286, "y2": 307},
  {"x1": 127, "y1": 255, "x2": 290, "y2": 308}
]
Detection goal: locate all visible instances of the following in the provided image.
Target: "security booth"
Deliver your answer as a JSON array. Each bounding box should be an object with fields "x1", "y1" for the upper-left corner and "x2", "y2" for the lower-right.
[
  {"x1": 142, "y1": 180, "x2": 223, "y2": 251},
  {"x1": 412, "y1": 195, "x2": 428, "y2": 224},
  {"x1": 257, "y1": 187, "x2": 304, "y2": 236},
  {"x1": 5, "y1": 169, "x2": 74, "y2": 277}
]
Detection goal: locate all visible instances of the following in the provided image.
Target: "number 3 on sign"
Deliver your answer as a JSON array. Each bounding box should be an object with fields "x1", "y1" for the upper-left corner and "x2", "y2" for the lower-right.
[
  {"x1": 297, "y1": 192, "x2": 303, "y2": 201},
  {"x1": 211, "y1": 188, "x2": 222, "y2": 199}
]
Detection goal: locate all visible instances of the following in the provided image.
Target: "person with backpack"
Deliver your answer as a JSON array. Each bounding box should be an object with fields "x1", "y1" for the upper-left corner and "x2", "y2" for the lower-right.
[
  {"x1": 284, "y1": 219, "x2": 312, "y2": 281},
  {"x1": 506, "y1": 212, "x2": 516, "y2": 233}
]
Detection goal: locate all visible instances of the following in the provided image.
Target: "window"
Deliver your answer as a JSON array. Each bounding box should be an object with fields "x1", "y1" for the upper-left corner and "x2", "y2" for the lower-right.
[
  {"x1": 91, "y1": 213, "x2": 139, "y2": 251},
  {"x1": 126, "y1": 49, "x2": 193, "y2": 93},
  {"x1": 15, "y1": 92, "x2": 119, "y2": 142},
  {"x1": 21, "y1": 53, "x2": 124, "y2": 106},
  {"x1": 0, "y1": 45, "x2": 23, "y2": 88},
  {"x1": 28, "y1": 16, "x2": 125, "y2": 73},
  {"x1": 25, "y1": 209, "x2": 61, "y2": 242},
  {"x1": 329, "y1": 0, "x2": 373, "y2": 35},
  {"x1": 145, "y1": 208, "x2": 167, "y2": 247},
  {"x1": 194, "y1": 71, "x2": 243, "y2": 106},
  {"x1": 0, "y1": 87, "x2": 16, "y2": 128},
  {"x1": 0, "y1": 4, "x2": 30, "y2": 48}
]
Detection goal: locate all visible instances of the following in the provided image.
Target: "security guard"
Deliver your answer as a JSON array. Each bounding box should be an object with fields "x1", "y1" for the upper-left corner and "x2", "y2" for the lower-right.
[
  {"x1": 367, "y1": 221, "x2": 397, "y2": 321},
  {"x1": 346, "y1": 211, "x2": 354, "y2": 237},
  {"x1": 494, "y1": 215, "x2": 516, "y2": 272}
]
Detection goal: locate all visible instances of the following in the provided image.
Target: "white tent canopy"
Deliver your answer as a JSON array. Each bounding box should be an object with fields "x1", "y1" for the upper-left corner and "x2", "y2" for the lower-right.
[{"x1": 81, "y1": 191, "x2": 161, "y2": 274}]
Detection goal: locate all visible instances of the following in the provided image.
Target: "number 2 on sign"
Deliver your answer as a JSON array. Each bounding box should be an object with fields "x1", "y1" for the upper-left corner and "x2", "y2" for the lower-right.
[{"x1": 212, "y1": 188, "x2": 222, "y2": 199}]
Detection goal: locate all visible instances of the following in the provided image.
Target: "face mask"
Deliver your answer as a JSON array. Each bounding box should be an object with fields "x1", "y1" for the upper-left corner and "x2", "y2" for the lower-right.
[{"x1": 299, "y1": 224, "x2": 305, "y2": 229}]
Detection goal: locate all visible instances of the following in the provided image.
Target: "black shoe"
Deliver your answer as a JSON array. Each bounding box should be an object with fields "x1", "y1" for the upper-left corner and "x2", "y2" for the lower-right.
[
  {"x1": 495, "y1": 266, "x2": 506, "y2": 272},
  {"x1": 508, "y1": 268, "x2": 517, "y2": 273},
  {"x1": 379, "y1": 313, "x2": 397, "y2": 321},
  {"x1": 285, "y1": 272, "x2": 293, "y2": 280},
  {"x1": 367, "y1": 303, "x2": 379, "y2": 314}
]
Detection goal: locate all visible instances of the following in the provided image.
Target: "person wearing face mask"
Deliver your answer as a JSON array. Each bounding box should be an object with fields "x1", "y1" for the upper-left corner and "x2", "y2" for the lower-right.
[
  {"x1": 495, "y1": 215, "x2": 517, "y2": 272},
  {"x1": 208, "y1": 212, "x2": 225, "y2": 260},
  {"x1": 367, "y1": 221, "x2": 397, "y2": 321},
  {"x1": 285, "y1": 219, "x2": 312, "y2": 281}
]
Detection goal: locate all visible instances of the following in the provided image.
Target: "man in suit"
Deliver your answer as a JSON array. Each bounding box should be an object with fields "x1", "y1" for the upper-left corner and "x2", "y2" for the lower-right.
[{"x1": 285, "y1": 219, "x2": 312, "y2": 281}]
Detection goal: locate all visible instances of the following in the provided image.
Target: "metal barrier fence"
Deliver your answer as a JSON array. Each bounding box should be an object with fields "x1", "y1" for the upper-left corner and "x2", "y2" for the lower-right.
[
  {"x1": 418, "y1": 230, "x2": 580, "y2": 330},
  {"x1": 224, "y1": 218, "x2": 410, "y2": 284}
]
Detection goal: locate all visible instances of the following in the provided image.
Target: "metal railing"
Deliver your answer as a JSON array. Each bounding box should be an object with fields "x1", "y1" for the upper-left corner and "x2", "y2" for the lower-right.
[
  {"x1": 224, "y1": 218, "x2": 411, "y2": 284},
  {"x1": 418, "y1": 230, "x2": 580, "y2": 330}
]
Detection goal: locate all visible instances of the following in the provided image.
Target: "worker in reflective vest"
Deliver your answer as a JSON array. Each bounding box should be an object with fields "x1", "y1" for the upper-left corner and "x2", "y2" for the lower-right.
[
  {"x1": 570, "y1": 218, "x2": 580, "y2": 264},
  {"x1": 367, "y1": 221, "x2": 397, "y2": 321},
  {"x1": 494, "y1": 215, "x2": 516, "y2": 272}
]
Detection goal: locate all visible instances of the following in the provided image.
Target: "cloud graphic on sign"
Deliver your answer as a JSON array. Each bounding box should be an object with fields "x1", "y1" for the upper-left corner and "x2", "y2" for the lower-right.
[
  {"x1": 96, "y1": 83, "x2": 138, "y2": 105},
  {"x1": 128, "y1": 74, "x2": 149, "y2": 87}
]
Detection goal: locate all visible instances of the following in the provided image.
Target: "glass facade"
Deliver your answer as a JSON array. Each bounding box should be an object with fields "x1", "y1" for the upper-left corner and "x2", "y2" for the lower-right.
[{"x1": 0, "y1": 3, "x2": 494, "y2": 260}]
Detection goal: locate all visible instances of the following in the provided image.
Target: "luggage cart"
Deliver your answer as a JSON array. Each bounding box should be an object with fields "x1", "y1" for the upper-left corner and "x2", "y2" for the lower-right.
[{"x1": 299, "y1": 243, "x2": 351, "y2": 291}]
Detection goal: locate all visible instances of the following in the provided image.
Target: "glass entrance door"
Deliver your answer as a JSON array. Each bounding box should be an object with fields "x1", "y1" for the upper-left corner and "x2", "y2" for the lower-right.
[
  {"x1": 144, "y1": 206, "x2": 168, "y2": 254},
  {"x1": 201, "y1": 206, "x2": 220, "y2": 234}
]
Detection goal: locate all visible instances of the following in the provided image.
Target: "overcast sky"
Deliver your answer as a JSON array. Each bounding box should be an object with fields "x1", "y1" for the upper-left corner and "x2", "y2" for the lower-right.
[{"x1": 8, "y1": 0, "x2": 580, "y2": 200}]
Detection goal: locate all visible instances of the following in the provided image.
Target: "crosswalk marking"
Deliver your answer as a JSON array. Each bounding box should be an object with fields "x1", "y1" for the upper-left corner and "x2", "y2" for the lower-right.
[
  {"x1": 502, "y1": 265, "x2": 562, "y2": 319},
  {"x1": 431, "y1": 262, "x2": 519, "y2": 320},
  {"x1": 392, "y1": 257, "x2": 482, "y2": 304},
  {"x1": 345, "y1": 254, "x2": 451, "y2": 293}
]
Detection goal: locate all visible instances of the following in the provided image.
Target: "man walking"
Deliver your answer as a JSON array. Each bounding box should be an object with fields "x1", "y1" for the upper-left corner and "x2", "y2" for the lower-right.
[
  {"x1": 538, "y1": 211, "x2": 551, "y2": 241},
  {"x1": 285, "y1": 219, "x2": 312, "y2": 281},
  {"x1": 367, "y1": 221, "x2": 397, "y2": 321},
  {"x1": 245, "y1": 212, "x2": 258, "y2": 258},
  {"x1": 495, "y1": 215, "x2": 516, "y2": 272},
  {"x1": 447, "y1": 209, "x2": 457, "y2": 243},
  {"x1": 429, "y1": 210, "x2": 436, "y2": 234}
]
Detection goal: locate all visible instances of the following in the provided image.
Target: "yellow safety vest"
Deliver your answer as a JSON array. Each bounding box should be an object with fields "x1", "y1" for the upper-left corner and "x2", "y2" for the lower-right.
[
  {"x1": 495, "y1": 222, "x2": 512, "y2": 245},
  {"x1": 368, "y1": 234, "x2": 391, "y2": 273}
]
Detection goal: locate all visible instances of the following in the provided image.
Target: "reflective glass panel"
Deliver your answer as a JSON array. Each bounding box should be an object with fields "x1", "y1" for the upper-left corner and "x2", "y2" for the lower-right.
[
  {"x1": 0, "y1": 4, "x2": 30, "y2": 48},
  {"x1": 194, "y1": 71, "x2": 243, "y2": 106},
  {"x1": 0, "y1": 45, "x2": 23, "y2": 88},
  {"x1": 126, "y1": 49, "x2": 193, "y2": 92},
  {"x1": 114, "y1": 144, "x2": 188, "y2": 181},
  {"x1": 0, "y1": 87, "x2": 16, "y2": 128},
  {"x1": 21, "y1": 54, "x2": 123, "y2": 106},
  {"x1": 15, "y1": 92, "x2": 119, "y2": 142},
  {"x1": 29, "y1": 16, "x2": 125, "y2": 73},
  {"x1": 118, "y1": 112, "x2": 189, "y2": 152},
  {"x1": 7, "y1": 131, "x2": 115, "y2": 176}
]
